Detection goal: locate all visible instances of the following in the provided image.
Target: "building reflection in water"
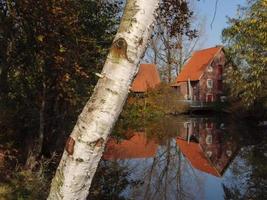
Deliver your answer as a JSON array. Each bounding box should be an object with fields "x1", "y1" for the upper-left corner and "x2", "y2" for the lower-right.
[
  {"x1": 176, "y1": 118, "x2": 238, "y2": 177},
  {"x1": 91, "y1": 118, "x2": 240, "y2": 200},
  {"x1": 103, "y1": 119, "x2": 238, "y2": 178}
]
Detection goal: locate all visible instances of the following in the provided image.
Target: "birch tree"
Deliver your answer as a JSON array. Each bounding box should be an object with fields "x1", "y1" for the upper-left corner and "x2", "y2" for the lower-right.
[{"x1": 48, "y1": 0, "x2": 159, "y2": 199}]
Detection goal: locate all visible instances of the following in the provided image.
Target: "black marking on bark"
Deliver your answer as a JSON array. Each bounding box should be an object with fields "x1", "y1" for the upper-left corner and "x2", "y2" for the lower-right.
[
  {"x1": 76, "y1": 158, "x2": 84, "y2": 162},
  {"x1": 87, "y1": 107, "x2": 94, "y2": 112},
  {"x1": 65, "y1": 137, "x2": 75, "y2": 155},
  {"x1": 90, "y1": 138, "x2": 105, "y2": 148},
  {"x1": 105, "y1": 87, "x2": 119, "y2": 95},
  {"x1": 138, "y1": 38, "x2": 143, "y2": 46},
  {"x1": 110, "y1": 38, "x2": 132, "y2": 63}
]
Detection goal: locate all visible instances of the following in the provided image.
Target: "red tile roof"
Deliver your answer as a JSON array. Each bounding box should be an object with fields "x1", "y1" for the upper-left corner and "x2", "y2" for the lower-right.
[
  {"x1": 103, "y1": 132, "x2": 158, "y2": 160},
  {"x1": 176, "y1": 139, "x2": 221, "y2": 177},
  {"x1": 131, "y1": 64, "x2": 161, "y2": 92},
  {"x1": 175, "y1": 46, "x2": 223, "y2": 82}
]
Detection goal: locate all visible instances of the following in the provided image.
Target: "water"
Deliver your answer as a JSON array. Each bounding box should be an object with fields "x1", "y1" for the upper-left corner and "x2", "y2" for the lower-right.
[
  {"x1": 89, "y1": 115, "x2": 267, "y2": 200},
  {"x1": 0, "y1": 114, "x2": 266, "y2": 199}
]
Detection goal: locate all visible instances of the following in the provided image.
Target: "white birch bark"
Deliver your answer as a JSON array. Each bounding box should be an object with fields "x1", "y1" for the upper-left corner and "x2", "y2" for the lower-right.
[{"x1": 47, "y1": 0, "x2": 159, "y2": 199}]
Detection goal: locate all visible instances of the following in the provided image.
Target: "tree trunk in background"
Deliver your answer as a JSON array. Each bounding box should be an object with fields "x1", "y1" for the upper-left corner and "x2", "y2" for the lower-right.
[
  {"x1": 47, "y1": 0, "x2": 159, "y2": 199},
  {"x1": 25, "y1": 70, "x2": 46, "y2": 169},
  {"x1": 177, "y1": 32, "x2": 183, "y2": 74},
  {"x1": 0, "y1": 40, "x2": 12, "y2": 98},
  {"x1": 0, "y1": 64, "x2": 8, "y2": 97}
]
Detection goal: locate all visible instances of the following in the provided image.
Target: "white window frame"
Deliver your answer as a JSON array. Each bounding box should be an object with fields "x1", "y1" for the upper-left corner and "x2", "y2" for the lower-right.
[
  {"x1": 207, "y1": 65, "x2": 213, "y2": 72},
  {"x1": 207, "y1": 79, "x2": 213, "y2": 88},
  {"x1": 206, "y1": 135, "x2": 212, "y2": 145}
]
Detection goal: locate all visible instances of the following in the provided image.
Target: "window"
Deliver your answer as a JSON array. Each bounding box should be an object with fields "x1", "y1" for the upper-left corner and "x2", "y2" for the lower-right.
[
  {"x1": 206, "y1": 94, "x2": 214, "y2": 102},
  {"x1": 226, "y1": 150, "x2": 232, "y2": 157},
  {"x1": 206, "y1": 135, "x2": 213, "y2": 145},
  {"x1": 207, "y1": 65, "x2": 213, "y2": 72},
  {"x1": 206, "y1": 151, "x2": 213, "y2": 157},
  {"x1": 207, "y1": 79, "x2": 213, "y2": 88}
]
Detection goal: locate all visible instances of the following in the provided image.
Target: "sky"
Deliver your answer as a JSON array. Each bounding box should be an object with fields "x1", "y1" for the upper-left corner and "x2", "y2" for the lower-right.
[{"x1": 195, "y1": 0, "x2": 247, "y2": 48}]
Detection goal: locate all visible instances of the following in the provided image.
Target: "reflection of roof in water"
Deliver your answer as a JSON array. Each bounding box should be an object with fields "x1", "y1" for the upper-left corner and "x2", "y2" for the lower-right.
[
  {"x1": 103, "y1": 132, "x2": 158, "y2": 160},
  {"x1": 176, "y1": 139, "x2": 221, "y2": 177}
]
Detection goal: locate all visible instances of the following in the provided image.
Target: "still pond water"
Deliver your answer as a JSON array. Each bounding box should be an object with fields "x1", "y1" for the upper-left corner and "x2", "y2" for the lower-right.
[
  {"x1": 1, "y1": 115, "x2": 266, "y2": 199},
  {"x1": 88, "y1": 115, "x2": 267, "y2": 200}
]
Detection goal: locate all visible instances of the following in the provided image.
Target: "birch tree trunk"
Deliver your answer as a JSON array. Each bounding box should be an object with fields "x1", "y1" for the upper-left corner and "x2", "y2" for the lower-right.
[{"x1": 47, "y1": 0, "x2": 159, "y2": 199}]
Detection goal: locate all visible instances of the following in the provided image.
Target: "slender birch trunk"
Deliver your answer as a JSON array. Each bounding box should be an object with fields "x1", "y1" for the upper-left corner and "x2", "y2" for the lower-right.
[{"x1": 48, "y1": 0, "x2": 159, "y2": 199}]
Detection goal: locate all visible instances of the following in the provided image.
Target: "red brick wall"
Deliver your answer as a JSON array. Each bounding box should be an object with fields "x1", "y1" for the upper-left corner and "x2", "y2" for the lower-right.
[
  {"x1": 177, "y1": 49, "x2": 226, "y2": 102},
  {"x1": 198, "y1": 50, "x2": 226, "y2": 102}
]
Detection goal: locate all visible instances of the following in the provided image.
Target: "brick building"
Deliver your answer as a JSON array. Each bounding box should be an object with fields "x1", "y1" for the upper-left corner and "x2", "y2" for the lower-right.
[
  {"x1": 131, "y1": 63, "x2": 161, "y2": 93},
  {"x1": 172, "y1": 46, "x2": 225, "y2": 102}
]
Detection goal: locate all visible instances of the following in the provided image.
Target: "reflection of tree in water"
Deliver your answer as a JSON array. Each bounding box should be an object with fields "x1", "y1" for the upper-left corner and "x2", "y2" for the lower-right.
[
  {"x1": 135, "y1": 140, "x2": 204, "y2": 200},
  {"x1": 222, "y1": 133, "x2": 267, "y2": 200},
  {"x1": 90, "y1": 116, "x2": 266, "y2": 200},
  {"x1": 145, "y1": 115, "x2": 182, "y2": 144},
  {"x1": 129, "y1": 115, "x2": 204, "y2": 199},
  {"x1": 90, "y1": 116, "x2": 205, "y2": 200},
  {"x1": 88, "y1": 160, "x2": 139, "y2": 200}
]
